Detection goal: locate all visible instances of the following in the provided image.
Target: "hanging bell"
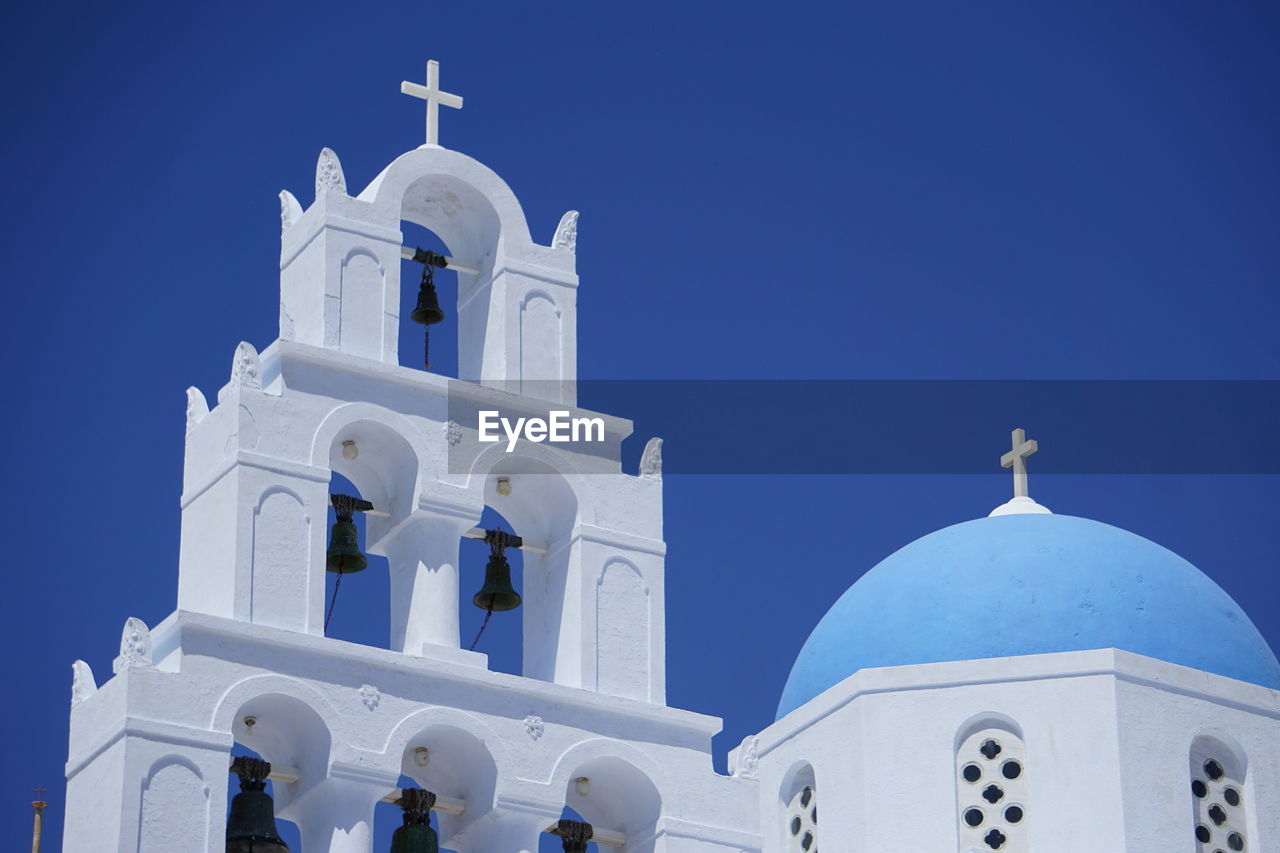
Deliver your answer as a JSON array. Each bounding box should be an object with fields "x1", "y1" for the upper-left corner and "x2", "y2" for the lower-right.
[
  {"x1": 226, "y1": 757, "x2": 290, "y2": 853},
  {"x1": 472, "y1": 550, "x2": 522, "y2": 612},
  {"x1": 390, "y1": 788, "x2": 440, "y2": 853},
  {"x1": 326, "y1": 518, "x2": 368, "y2": 574},
  {"x1": 411, "y1": 274, "x2": 446, "y2": 326}
]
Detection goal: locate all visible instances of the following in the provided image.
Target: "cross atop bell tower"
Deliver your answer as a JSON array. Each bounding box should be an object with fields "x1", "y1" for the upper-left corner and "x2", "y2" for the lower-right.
[{"x1": 400, "y1": 59, "x2": 463, "y2": 146}]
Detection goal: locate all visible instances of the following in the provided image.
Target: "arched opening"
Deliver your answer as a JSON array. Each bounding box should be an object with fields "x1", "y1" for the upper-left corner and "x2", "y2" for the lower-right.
[
  {"x1": 459, "y1": 504, "x2": 525, "y2": 674},
  {"x1": 318, "y1": 415, "x2": 420, "y2": 648},
  {"x1": 399, "y1": 221, "x2": 461, "y2": 377},
  {"x1": 322, "y1": 471, "x2": 390, "y2": 647}
]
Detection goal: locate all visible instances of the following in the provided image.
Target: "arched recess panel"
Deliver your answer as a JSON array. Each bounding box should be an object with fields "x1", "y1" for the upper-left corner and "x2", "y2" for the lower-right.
[
  {"x1": 338, "y1": 250, "x2": 386, "y2": 360},
  {"x1": 596, "y1": 560, "x2": 650, "y2": 700},
  {"x1": 138, "y1": 759, "x2": 208, "y2": 853},
  {"x1": 520, "y1": 292, "x2": 561, "y2": 391},
  {"x1": 251, "y1": 490, "x2": 310, "y2": 630}
]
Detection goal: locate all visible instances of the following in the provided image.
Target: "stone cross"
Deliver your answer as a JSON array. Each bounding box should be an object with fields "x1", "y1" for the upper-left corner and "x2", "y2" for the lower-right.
[
  {"x1": 401, "y1": 60, "x2": 464, "y2": 146},
  {"x1": 1000, "y1": 428, "x2": 1038, "y2": 498}
]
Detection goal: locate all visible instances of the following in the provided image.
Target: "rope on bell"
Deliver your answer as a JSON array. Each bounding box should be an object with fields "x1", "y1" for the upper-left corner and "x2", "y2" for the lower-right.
[
  {"x1": 411, "y1": 248, "x2": 449, "y2": 372},
  {"x1": 467, "y1": 529, "x2": 520, "y2": 651},
  {"x1": 324, "y1": 493, "x2": 375, "y2": 631},
  {"x1": 552, "y1": 818, "x2": 594, "y2": 852}
]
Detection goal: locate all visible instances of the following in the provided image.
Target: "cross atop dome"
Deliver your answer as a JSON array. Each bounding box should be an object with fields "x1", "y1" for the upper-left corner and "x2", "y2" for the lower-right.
[
  {"x1": 990, "y1": 427, "x2": 1051, "y2": 517},
  {"x1": 1001, "y1": 427, "x2": 1038, "y2": 498},
  {"x1": 401, "y1": 60, "x2": 464, "y2": 146}
]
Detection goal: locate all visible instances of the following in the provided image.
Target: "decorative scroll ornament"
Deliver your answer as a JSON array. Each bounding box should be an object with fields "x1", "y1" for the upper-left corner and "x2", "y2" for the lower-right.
[
  {"x1": 113, "y1": 617, "x2": 152, "y2": 673},
  {"x1": 523, "y1": 714, "x2": 545, "y2": 740},
  {"x1": 553, "y1": 210, "x2": 579, "y2": 252},
  {"x1": 640, "y1": 437, "x2": 663, "y2": 479},
  {"x1": 185, "y1": 386, "x2": 208, "y2": 431},
  {"x1": 230, "y1": 342, "x2": 261, "y2": 390},
  {"x1": 732, "y1": 734, "x2": 760, "y2": 779},
  {"x1": 360, "y1": 683, "x2": 381, "y2": 710},
  {"x1": 279, "y1": 189, "x2": 303, "y2": 232},
  {"x1": 444, "y1": 420, "x2": 463, "y2": 446},
  {"x1": 315, "y1": 147, "x2": 347, "y2": 198},
  {"x1": 71, "y1": 660, "x2": 97, "y2": 706}
]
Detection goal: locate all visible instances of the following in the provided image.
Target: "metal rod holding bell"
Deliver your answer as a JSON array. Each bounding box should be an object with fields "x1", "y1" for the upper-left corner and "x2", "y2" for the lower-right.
[{"x1": 399, "y1": 245, "x2": 481, "y2": 276}]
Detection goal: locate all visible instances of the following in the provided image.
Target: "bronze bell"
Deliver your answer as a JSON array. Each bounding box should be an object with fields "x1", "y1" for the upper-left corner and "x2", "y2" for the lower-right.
[
  {"x1": 411, "y1": 276, "x2": 446, "y2": 326},
  {"x1": 226, "y1": 757, "x2": 290, "y2": 853},
  {"x1": 390, "y1": 788, "x2": 439, "y2": 853},
  {"x1": 473, "y1": 550, "x2": 522, "y2": 612},
  {"x1": 326, "y1": 518, "x2": 368, "y2": 574}
]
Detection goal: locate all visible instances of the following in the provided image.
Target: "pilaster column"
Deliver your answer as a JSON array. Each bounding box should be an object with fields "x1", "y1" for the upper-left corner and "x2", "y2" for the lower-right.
[
  {"x1": 286, "y1": 770, "x2": 395, "y2": 853},
  {"x1": 451, "y1": 804, "x2": 559, "y2": 853},
  {"x1": 373, "y1": 498, "x2": 482, "y2": 653}
]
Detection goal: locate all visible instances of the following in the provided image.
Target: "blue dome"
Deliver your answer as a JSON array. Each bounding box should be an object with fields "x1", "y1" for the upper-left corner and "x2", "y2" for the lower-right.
[{"x1": 778, "y1": 513, "x2": 1280, "y2": 719}]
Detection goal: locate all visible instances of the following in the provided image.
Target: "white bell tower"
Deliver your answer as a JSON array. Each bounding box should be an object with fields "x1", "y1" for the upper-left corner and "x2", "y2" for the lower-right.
[{"x1": 63, "y1": 63, "x2": 756, "y2": 853}]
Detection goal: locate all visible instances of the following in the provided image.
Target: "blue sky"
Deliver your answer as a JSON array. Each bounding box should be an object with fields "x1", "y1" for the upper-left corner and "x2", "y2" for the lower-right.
[{"x1": 4, "y1": 1, "x2": 1278, "y2": 849}]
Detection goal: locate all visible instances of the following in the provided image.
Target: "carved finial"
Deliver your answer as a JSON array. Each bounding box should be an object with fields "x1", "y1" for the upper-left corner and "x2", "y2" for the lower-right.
[
  {"x1": 553, "y1": 210, "x2": 579, "y2": 253},
  {"x1": 71, "y1": 660, "x2": 97, "y2": 707},
  {"x1": 230, "y1": 342, "x2": 261, "y2": 390},
  {"x1": 185, "y1": 386, "x2": 208, "y2": 431},
  {"x1": 315, "y1": 147, "x2": 347, "y2": 198},
  {"x1": 279, "y1": 189, "x2": 303, "y2": 233},
  {"x1": 640, "y1": 437, "x2": 663, "y2": 479},
  {"x1": 113, "y1": 617, "x2": 152, "y2": 674},
  {"x1": 731, "y1": 734, "x2": 760, "y2": 779}
]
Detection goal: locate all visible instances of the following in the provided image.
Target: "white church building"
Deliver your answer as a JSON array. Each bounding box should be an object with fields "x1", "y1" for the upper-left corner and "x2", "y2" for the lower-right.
[{"x1": 62, "y1": 63, "x2": 1280, "y2": 853}]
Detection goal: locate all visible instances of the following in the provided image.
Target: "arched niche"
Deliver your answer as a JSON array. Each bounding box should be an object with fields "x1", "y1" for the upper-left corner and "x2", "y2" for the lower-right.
[
  {"x1": 596, "y1": 559, "x2": 650, "y2": 700},
  {"x1": 138, "y1": 756, "x2": 209, "y2": 853},
  {"x1": 337, "y1": 248, "x2": 387, "y2": 360},
  {"x1": 250, "y1": 487, "x2": 310, "y2": 630}
]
